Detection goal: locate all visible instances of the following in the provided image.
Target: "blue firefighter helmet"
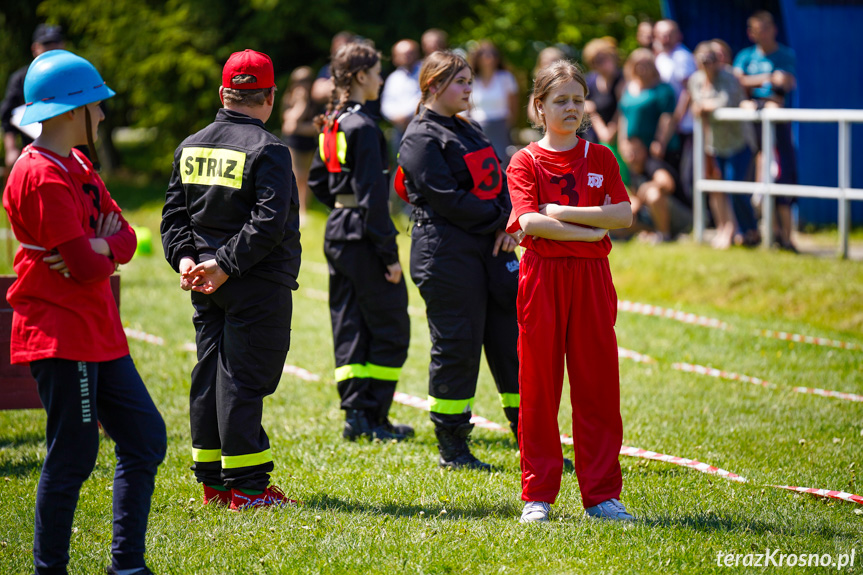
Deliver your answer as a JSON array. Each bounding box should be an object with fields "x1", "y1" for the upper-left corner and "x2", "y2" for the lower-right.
[{"x1": 20, "y1": 49, "x2": 115, "y2": 126}]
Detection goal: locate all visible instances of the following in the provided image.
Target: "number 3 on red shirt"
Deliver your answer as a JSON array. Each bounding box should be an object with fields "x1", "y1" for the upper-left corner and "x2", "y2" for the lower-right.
[{"x1": 549, "y1": 173, "x2": 579, "y2": 206}]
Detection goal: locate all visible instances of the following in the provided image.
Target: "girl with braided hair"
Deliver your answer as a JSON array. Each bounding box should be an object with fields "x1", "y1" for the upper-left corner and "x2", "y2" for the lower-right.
[{"x1": 308, "y1": 42, "x2": 413, "y2": 441}]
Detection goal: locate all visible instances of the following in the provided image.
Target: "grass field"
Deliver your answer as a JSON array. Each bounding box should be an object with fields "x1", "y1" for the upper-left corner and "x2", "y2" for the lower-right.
[{"x1": 1, "y1": 186, "x2": 862, "y2": 574}]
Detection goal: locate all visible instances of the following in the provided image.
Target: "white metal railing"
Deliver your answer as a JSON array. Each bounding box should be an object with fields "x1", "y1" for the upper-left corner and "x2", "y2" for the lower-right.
[{"x1": 692, "y1": 107, "x2": 863, "y2": 258}]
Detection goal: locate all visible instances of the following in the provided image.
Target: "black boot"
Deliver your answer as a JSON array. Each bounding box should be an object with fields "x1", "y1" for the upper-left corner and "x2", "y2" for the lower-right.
[
  {"x1": 371, "y1": 416, "x2": 414, "y2": 442},
  {"x1": 504, "y1": 406, "x2": 519, "y2": 444},
  {"x1": 435, "y1": 423, "x2": 491, "y2": 470},
  {"x1": 343, "y1": 409, "x2": 373, "y2": 440}
]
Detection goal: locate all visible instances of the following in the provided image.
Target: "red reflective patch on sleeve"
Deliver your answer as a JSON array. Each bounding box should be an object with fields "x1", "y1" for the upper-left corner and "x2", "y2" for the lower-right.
[
  {"x1": 394, "y1": 166, "x2": 410, "y2": 204},
  {"x1": 463, "y1": 147, "x2": 502, "y2": 200},
  {"x1": 322, "y1": 120, "x2": 342, "y2": 173}
]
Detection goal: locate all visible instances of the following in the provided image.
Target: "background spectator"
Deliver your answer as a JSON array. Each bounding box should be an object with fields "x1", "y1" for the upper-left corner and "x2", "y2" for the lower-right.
[
  {"x1": 0, "y1": 24, "x2": 65, "y2": 173},
  {"x1": 734, "y1": 10, "x2": 798, "y2": 252},
  {"x1": 653, "y1": 19, "x2": 696, "y2": 204},
  {"x1": 581, "y1": 37, "x2": 628, "y2": 183},
  {"x1": 381, "y1": 39, "x2": 422, "y2": 146},
  {"x1": 621, "y1": 137, "x2": 691, "y2": 242},
  {"x1": 421, "y1": 28, "x2": 449, "y2": 58},
  {"x1": 312, "y1": 31, "x2": 356, "y2": 105},
  {"x1": 281, "y1": 66, "x2": 319, "y2": 219},
  {"x1": 618, "y1": 49, "x2": 679, "y2": 171},
  {"x1": 689, "y1": 42, "x2": 756, "y2": 249},
  {"x1": 468, "y1": 40, "x2": 519, "y2": 167},
  {"x1": 637, "y1": 20, "x2": 654, "y2": 50},
  {"x1": 526, "y1": 46, "x2": 566, "y2": 127}
]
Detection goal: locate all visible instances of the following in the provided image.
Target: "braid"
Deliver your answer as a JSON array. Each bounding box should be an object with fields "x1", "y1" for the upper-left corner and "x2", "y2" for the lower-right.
[{"x1": 315, "y1": 42, "x2": 380, "y2": 132}]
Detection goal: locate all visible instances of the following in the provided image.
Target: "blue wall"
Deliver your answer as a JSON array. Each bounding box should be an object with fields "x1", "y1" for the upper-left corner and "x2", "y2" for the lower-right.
[{"x1": 663, "y1": 0, "x2": 863, "y2": 226}]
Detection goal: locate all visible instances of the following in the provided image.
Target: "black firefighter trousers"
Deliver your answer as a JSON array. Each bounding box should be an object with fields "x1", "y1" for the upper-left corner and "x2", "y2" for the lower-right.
[
  {"x1": 409, "y1": 219, "x2": 520, "y2": 431},
  {"x1": 190, "y1": 275, "x2": 292, "y2": 491},
  {"x1": 325, "y1": 238, "x2": 410, "y2": 424}
]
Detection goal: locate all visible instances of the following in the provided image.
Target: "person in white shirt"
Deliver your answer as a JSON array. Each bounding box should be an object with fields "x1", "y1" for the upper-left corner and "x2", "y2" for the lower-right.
[
  {"x1": 653, "y1": 19, "x2": 697, "y2": 204},
  {"x1": 381, "y1": 39, "x2": 422, "y2": 140},
  {"x1": 468, "y1": 40, "x2": 519, "y2": 167}
]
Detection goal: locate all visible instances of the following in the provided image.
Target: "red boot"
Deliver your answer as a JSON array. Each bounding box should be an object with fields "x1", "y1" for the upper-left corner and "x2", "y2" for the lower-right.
[
  {"x1": 230, "y1": 485, "x2": 297, "y2": 511},
  {"x1": 203, "y1": 484, "x2": 231, "y2": 506}
]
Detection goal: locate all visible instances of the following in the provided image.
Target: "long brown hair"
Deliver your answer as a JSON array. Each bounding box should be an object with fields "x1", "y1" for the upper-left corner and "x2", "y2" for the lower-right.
[
  {"x1": 416, "y1": 50, "x2": 472, "y2": 115},
  {"x1": 530, "y1": 59, "x2": 590, "y2": 133},
  {"x1": 315, "y1": 41, "x2": 380, "y2": 131}
]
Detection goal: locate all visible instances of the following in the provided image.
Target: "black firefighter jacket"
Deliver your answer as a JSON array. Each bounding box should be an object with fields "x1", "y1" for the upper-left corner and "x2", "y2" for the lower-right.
[
  {"x1": 397, "y1": 108, "x2": 511, "y2": 236},
  {"x1": 161, "y1": 108, "x2": 301, "y2": 288},
  {"x1": 308, "y1": 102, "x2": 399, "y2": 266}
]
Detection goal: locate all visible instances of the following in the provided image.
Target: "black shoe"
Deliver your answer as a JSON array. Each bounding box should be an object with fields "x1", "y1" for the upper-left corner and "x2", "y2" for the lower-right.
[
  {"x1": 106, "y1": 567, "x2": 154, "y2": 575},
  {"x1": 435, "y1": 423, "x2": 491, "y2": 471},
  {"x1": 343, "y1": 409, "x2": 373, "y2": 440},
  {"x1": 372, "y1": 418, "x2": 414, "y2": 442}
]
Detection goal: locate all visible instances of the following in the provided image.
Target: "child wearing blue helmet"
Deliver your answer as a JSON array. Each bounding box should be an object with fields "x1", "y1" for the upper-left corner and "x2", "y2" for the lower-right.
[{"x1": 2, "y1": 50, "x2": 166, "y2": 575}]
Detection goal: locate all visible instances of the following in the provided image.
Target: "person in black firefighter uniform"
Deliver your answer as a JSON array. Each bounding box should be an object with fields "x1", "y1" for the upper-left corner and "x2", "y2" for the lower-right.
[
  {"x1": 161, "y1": 49, "x2": 301, "y2": 510},
  {"x1": 308, "y1": 41, "x2": 412, "y2": 441},
  {"x1": 396, "y1": 51, "x2": 521, "y2": 470}
]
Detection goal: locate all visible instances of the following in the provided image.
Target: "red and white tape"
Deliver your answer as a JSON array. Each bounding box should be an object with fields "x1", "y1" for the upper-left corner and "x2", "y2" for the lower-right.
[
  {"x1": 673, "y1": 362, "x2": 863, "y2": 402},
  {"x1": 757, "y1": 329, "x2": 862, "y2": 351},
  {"x1": 771, "y1": 485, "x2": 863, "y2": 505},
  {"x1": 282, "y1": 364, "x2": 320, "y2": 382},
  {"x1": 618, "y1": 347, "x2": 656, "y2": 364},
  {"x1": 617, "y1": 445, "x2": 747, "y2": 483},
  {"x1": 672, "y1": 362, "x2": 772, "y2": 389},
  {"x1": 618, "y1": 300, "x2": 730, "y2": 330},
  {"x1": 124, "y1": 328, "x2": 165, "y2": 346}
]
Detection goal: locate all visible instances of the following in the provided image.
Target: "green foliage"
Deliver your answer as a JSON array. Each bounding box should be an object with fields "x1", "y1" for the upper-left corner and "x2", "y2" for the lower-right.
[{"x1": 455, "y1": 0, "x2": 661, "y2": 73}]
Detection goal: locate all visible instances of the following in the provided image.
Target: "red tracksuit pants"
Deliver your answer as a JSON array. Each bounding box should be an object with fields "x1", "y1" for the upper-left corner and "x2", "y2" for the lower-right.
[{"x1": 517, "y1": 249, "x2": 623, "y2": 508}]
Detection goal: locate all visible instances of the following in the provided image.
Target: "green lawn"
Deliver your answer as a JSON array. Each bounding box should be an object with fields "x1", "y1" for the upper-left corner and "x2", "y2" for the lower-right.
[{"x1": 1, "y1": 188, "x2": 861, "y2": 574}]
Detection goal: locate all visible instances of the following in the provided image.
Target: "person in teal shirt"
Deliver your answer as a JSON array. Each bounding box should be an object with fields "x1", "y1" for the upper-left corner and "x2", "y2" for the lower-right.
[
  {"x1": 618, "y1": 48, "x2": 680, "y2": 172},
  {"x1": 733, "y1": 10, "x2": 799, "y2": 252}
]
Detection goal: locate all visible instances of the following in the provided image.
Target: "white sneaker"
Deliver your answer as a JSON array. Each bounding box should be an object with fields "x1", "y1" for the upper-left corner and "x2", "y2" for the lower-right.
[
  {"x1": 584, "y1": 498, "x2": 635, "y2": 521},
  {"x1": 519, "y1": 501, "x2": 550, "y2": 522}
]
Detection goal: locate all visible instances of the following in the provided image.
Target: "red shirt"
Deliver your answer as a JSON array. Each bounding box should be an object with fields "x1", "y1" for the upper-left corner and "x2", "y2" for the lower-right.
[
  {"x1": 506, "y1": 139, "x2": 629, "y2": 259},
  {"x1": 3, "y1": 146, "x2": 135, "y2": 364}
]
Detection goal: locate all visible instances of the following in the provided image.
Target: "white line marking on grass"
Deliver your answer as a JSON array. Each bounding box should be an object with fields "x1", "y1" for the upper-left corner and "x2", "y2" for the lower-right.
[{"x1": 673, "y1": 362, "x2": 863, "y2": 402}]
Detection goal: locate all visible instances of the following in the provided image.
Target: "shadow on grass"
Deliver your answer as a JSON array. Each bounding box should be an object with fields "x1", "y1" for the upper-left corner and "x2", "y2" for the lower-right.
[
  {"x1": 646, "y1": 513, "x2": 861, "y2": 541},
  {"x1": 0, "y1": 455, "x2": 43, "y2": 477},
  {"x1": 0, "y1": 427, "x2": 44, "y2": 448},
  {"x1": 303, "y1": 493, "x2": 518, "y2": 520}
]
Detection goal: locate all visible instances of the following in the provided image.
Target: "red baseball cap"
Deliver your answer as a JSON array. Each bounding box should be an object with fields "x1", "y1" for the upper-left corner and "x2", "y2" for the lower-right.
[{"x1": 222, "y1": 49, "x2": 275, "y2": 90}]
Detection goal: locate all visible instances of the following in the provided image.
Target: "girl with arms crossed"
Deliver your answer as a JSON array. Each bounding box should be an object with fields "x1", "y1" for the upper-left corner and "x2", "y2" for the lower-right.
[{"x1": 506, "y1": 60, "x2": 634, "y2": 522}]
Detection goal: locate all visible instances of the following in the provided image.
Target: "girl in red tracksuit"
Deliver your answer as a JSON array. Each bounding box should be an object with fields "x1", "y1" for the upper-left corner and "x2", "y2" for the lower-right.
[{"x1": 505, "y1": 60, "x2": 635, "y2": 523}]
